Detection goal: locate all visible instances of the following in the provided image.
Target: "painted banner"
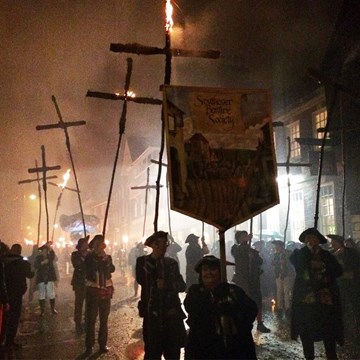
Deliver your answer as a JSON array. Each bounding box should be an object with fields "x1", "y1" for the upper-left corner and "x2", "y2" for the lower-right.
[{"x1": 163, "y1": 85, "x2": 279, "y2": 230}]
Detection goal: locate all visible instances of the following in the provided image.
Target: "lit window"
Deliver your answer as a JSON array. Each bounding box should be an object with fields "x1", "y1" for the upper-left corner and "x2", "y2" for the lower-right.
[
  {"x1": 319, "y1": 183, "x2": 336, "y2": 235},
  {"x1": 313, "y1": 108, "x2": 328, "y2": 140},
  {"x1": 287, "y1": 121, "x2": 300, "y2": 159}
]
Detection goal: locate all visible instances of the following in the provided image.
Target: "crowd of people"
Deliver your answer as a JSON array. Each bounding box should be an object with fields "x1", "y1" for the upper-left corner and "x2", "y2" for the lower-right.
[{"x1": 0, "y1": 226, "x2": 359, "y2": 359}]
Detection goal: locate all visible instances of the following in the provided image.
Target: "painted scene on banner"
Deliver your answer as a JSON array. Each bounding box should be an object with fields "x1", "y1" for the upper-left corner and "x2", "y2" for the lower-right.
[{"x1": 163, "y1": 85, "x2": 279, "y2": 230}]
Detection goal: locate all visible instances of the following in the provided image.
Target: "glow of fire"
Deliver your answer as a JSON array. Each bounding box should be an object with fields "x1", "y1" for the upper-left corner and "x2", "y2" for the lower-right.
[
  {"x1": 165, "y1": 0, "x2": 173, "y2": 32},
  {"x1": 115, "y1": 91, "x2": 136, "y2": 98},
  {"x1": 59, "y1": 169, "x2": 71, "y2": 189}
]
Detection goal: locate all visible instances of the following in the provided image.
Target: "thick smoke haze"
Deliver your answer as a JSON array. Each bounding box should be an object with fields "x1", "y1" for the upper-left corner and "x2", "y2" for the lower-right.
[{"x1": 0, "y1": 0, "x2": 342, "y2": 242}]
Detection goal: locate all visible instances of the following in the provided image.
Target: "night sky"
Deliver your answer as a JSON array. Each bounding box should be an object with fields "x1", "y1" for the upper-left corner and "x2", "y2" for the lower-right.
[{"x1": 0, "y1": 0, "x2": 343, "y2": 242}]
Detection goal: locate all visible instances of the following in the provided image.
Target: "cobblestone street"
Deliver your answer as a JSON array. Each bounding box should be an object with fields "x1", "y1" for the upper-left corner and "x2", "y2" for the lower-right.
[{"x1": 2, "y1": 268, "x2": 360, "y2": 360}]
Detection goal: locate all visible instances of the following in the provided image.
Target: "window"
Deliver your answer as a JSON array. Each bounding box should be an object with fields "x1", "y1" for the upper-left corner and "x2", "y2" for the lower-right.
[
  {"x1": 319, "y1": 183, "x2": 336, "y2": 235},
  {"x1": 287, "y1": 121, "x2": 300, "y2": 159},
  {"x1": 313, "y1": 108, "x2": 328, "y2": 140},
  {"x1": 291, "y1": 190, "x2": 305, "y2": 241}
]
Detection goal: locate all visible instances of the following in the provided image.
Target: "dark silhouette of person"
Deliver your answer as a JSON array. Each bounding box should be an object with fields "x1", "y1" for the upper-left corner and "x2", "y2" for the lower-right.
[
  {"x1": 34, "y1": 241, "x2": 58, "y2": 315},
  {"x1": 328, "y1": 234, "x2": 360, "y2": 333},
  {"x1": 184, "y1": 255, "x2": 258, "y2": 359},
  {"x1": 71, "y1": 235, "x2": 89, "y2": 336},
  {"x1": 290, "y1": 228, "x2": 343, "y2": 360},
  {"x1": 128, "y1": 242, "x2": 145, "y2": 297},
  {"x1": 2, "y1": 244, "x2": 34, "y2": 349},
  {"x1": 185, "y1": 233, "x2": 209, "y2": 291},
  {"x1": 84, "y1": 234, "x2": 115, "y2": 355},
  {"x1": 136, "y1": 231, "x2": 186, "y2": 360},
  {"x1": 231, "y1": 230, "x2": 270, "y2": 332},
  {"x1": 0, "y1": 241, "x2": 10, "y2": 346}
]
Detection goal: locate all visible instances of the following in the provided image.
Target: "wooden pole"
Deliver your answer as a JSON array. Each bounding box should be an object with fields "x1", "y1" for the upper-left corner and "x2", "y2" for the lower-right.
[
  {"x1": 28, "y1": 146, "x2": 61, "y2": 243},
  {"x1": 219, "y1": 229, "x2": 227, "y2": 282},
  {"x1": 36, "y1": 96, "x2": 87, "y2": 236},
  {"x1": 103, "y1": 58, "x2": 133, "y2": 237}
]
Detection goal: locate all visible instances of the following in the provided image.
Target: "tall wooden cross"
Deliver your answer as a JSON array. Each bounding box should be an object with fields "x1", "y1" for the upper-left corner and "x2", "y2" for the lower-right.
[
  {"x1": 131, "y1": 167, "x2": 163, "y2": 237},
  {"x1": 19, "y1": 162, "x2": 58, "y2": 246},
  {"x1": 49, "y1": 180, "x2": 79, "y2": 242},
  {"x1": 28, "y1": 146, "x2": 61, "y2": 243},
  {"x1": 36, "y1": 95, "x2": 87, "y2": 236},
  {"x1": 109, "y1": 0, "x2": 220, "y2": 233}
]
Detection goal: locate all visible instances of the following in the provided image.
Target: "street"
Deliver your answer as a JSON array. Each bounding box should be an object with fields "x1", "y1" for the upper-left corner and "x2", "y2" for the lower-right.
[{"x1": 2, "y1": 267, "x2": 360, "y2": 360}]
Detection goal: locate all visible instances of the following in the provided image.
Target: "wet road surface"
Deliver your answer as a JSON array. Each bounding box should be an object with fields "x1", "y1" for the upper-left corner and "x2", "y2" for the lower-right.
[{"x1": 2, "y1": 269, "x2": 360, "y2": 360}]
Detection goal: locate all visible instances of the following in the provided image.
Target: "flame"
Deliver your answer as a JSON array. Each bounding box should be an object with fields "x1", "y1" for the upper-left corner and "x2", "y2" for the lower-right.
[
  {"x1": 59, "y1": 169, "x2": 71, "y2": 189},
  {"x1": 165, "y1": 0, "x2": 173, "y2": 32},
  {"x1": 115, "y1": 91, "x2": 136, "y2": 98}
]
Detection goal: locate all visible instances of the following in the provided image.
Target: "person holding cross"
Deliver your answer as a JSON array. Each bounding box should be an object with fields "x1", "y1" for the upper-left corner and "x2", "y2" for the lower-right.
[
  {"x1": 34, "y1": 241, "x2": 58, "y2": 316},
  {"x1": 136, "y1": 231, "x2": 186, "y2": 360}
]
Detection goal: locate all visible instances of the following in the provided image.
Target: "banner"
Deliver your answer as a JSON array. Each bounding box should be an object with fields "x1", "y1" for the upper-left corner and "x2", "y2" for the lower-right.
[{"x1": 163, "y1": 86, "x2": 279, "y2": 230}]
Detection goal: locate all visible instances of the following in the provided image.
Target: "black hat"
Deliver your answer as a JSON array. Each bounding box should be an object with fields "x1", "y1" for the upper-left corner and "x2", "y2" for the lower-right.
[
  {"x1": 89, "y1": 234, "x2": 104, "y2": 249},
  {"x1": 299, "y1": 228, "x2": 327, "y2": 244},
  {"x1": 144, "y1": 231, "x2": 168, "y2": 247},
  {"x1": 76, "y1": 235, "x2": 90, "y2": 250},
  {"x1": 185, "y1": 233, "x2": 199, "y2": 244},
  {"x1": 271, "y1": 240, "x2": 284, "y2": 247},
  {"x1": 194, "y1": 255, "x2": 235, "y2": 273},
  {"x1": 327, "y1": 234, "x2": 345, "y2": 244},
  {"x1": 38, "y1": 241, "x2": 52, "y2": 251}
]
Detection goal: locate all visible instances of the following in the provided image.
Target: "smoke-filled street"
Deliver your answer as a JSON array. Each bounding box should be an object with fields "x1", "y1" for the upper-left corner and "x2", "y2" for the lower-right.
[{"x1": 3, "y1": 266, "x2": 359, "y2": 360}]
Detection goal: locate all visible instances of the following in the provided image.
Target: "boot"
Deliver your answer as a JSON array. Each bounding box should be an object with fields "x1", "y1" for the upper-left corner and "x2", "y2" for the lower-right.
[
  {"x1": 257, "y1": 321, "x2": 271, "y2": 333},
  {"x1": 50, "y1": 299, "x2": 58, "y2": 314},
  {"x1": 39, "y1": 299, "x2": 45, "y2": 316}
]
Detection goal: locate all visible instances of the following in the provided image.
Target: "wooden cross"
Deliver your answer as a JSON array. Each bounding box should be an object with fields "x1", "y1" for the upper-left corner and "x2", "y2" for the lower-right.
[
  {"x1": 49, "y1": 182, "x2": 79, "y2": 243},
  {"x1": 131, "y1": 167, "x2": 163, "y2": 237},
  {"x1": 19, "y1": 162, "x2": 58, "y2": 246},
  {"x1": 109, "y1": 1, "x2": 220, "y2": 234},
  {"x1": 36, "y1": 95, "x2": 87, "y2": 236},
  {"x1": 28, "y1": 146, "x2": 61, "y2": 243}
]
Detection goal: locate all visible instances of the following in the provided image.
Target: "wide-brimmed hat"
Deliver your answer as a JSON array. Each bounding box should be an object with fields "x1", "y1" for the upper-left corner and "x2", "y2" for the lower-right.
[
  {"x1": 327, "y1": 234, "x2": 345, "y2": 244},
  {"x1": 194, "y1": 255, "x2": 235, "y2": 273},
  {"x1": 185, "y1": 233, "x2": 200, "y2": 244},
  {"x1": 38, "y1": 241, "x2": 52, "y2": 251},
  {"x1": 89, "y1": 234, "x2": 104, "y2": 249},
  {"x1": 299, "y1": 228, "x2": 327, "y2": 244},
  {"x1": 144, "y1": 231, "x2": 168, "y2": 247},
  {"x1": 76, "y1": 235, "x2": 90, "y2": 250},
  {"x1": 271, "y1": 240, "x2": 284, "y2": 247}
]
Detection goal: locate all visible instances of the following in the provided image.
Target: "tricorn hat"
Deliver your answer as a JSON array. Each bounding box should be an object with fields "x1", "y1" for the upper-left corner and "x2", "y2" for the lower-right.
[
  {"x1": 271, "y1": 240, "x2": 284, "y2": 247},
  {"x1": 194, "y1": 255, "x2": 235, "y2": 273},
  {"x1": 327, "y1": 234, "x2": 345, "y2": 244},
  {"x1": 299, "y1": 228, "x2": 327, "y2": 244},
  {"x1": 89, "y1": 234, "x2": 104, "y2": 249},
  {"x1": 76, "y1": 235, "x2": 90, "y2": 250},
  {"x1": 144, "y1": 231, "x2": 168, "y2": 247},
  {"x1": 185, "y1": 233, "x2": 200, "y2": 244}
]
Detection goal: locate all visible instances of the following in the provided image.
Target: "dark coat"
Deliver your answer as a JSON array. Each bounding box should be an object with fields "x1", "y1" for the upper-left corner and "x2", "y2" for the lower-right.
[
  {"x1": 231, "y1": 244, "x2": 263, "y2": 299},
  {"x1": 184, "y1": 282, "x2": 258, "y2": 359},
  {"x1": 34, "y1": 249, "x2": 57, "y2": 284},
  {"x1": 2, "y1": 254, "x2": 34, "y2": 297},
  {"x1": 71, "y1": 250, "x2": 88, "y2": 289},
  {"x1": 136, "y1": 255, "x2": 186, "y2": 352},
  {"x1": 0, "y1": 260, "x2": 8, "y2": 304},
  {"x1": 290, "y1": 246, "x2": 344, "y2": 344},
  {"x1": 185, "y1": 243, "x2": 204, "y2": 289},
  {"x1": 84, "y1": 252, "x2": 115, "y2": 286}
]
